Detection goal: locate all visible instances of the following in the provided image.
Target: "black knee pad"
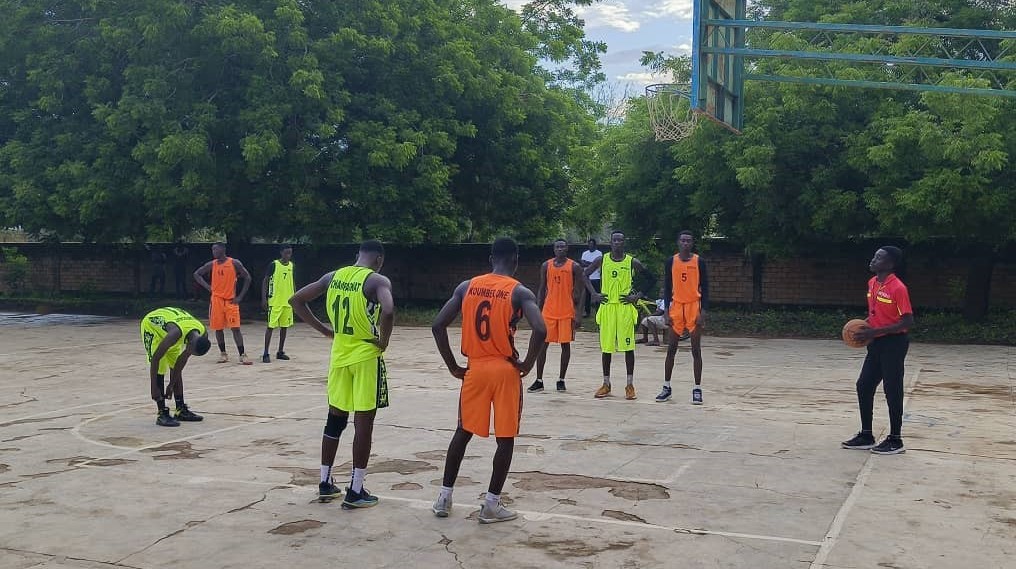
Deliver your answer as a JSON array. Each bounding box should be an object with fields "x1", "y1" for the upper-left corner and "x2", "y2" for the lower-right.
[{"x1": 323, "y1": 413, "x2": 348, "y2": 440}]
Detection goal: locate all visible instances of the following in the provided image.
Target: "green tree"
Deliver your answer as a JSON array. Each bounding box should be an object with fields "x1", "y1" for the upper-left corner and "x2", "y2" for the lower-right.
[{"x1": 0, "y1": 0, "x2": 599, "y2": 245}]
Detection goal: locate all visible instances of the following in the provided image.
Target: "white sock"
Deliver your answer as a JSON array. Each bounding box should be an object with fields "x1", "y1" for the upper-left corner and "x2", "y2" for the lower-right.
[
  {"x1": 694, "y1": 385, "x2": 702, "y2": 391},
  {"x1": 351, "y1": 467, "x2": 366, "y2": 492},
  {"x1": 485, "y1": 492, "x2": 500, "y2": 507},
  {"x1": 664, "y1": 381, "x2": 671, "y2": 388},
  {"x1": 440, "y1": 486, "x2": 453, "y2": 499},
  {"x1": 320, "y1": 465, "x2": 331, "y2": 483},
  {"x1": 626, "y1": 374, "x2": 634, "y2": 386},
  {"x1": 603, "y1": 376, "x2": 610, "y2": 386}
]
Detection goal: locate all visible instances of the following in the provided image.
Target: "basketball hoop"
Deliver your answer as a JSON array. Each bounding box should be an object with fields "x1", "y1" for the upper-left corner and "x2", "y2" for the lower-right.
[{"x1": 645, "y1": 83, "x2": 699, "y2": 142}]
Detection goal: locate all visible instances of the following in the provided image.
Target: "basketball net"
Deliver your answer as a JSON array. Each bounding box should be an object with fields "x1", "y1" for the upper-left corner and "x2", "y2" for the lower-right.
[{"x1": 645, "y1": 83, "x2": 698, "y2": 142}]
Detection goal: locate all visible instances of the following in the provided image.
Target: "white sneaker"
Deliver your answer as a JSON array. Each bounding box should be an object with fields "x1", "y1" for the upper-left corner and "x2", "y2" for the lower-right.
[
  {"x1": 432, "y1": 494, "x2": 452, "y2": 518},
  {"x1": 477, "y1": 500, "x2": 517, "y2": 524}
]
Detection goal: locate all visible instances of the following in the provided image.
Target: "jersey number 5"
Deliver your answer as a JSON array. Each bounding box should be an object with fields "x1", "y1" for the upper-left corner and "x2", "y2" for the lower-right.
[{"x1": 475, "y1": 301, "x2": 492, "y2": 341}]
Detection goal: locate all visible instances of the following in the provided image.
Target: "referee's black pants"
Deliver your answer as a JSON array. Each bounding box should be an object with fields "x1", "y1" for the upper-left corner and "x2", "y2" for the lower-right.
[{"x1": 856, "y1": 333, "x2": 909, "y2": 438}]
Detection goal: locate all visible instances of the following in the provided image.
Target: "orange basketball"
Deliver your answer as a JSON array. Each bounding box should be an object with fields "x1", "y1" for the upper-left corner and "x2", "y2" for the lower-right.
[{"x1": 842, "y1": 319, "x2": 871, "y2": 348}]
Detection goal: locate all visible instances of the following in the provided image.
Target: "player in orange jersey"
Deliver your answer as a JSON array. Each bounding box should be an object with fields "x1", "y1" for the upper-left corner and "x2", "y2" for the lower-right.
[
  {"x1": 431, "y1": 238, "x2": 546, "y2": 524},
  {"x1": 194, "y1": 242, "x2": 254, "y2": 365},
  {"x1": 656, "y1": 231, "x2": 709, "y2": 404},
  {"x1": 528, "y1": 239, "x2": 585, "y2": 393}
]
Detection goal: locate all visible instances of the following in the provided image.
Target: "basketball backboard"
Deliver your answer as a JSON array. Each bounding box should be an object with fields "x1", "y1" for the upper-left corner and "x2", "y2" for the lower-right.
[{"x1": 691, "y1": 0, "x2": 746, "y2": 132}]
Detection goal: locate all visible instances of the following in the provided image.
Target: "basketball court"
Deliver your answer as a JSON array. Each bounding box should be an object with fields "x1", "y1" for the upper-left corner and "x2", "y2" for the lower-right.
[{"x1": 1, "y1": 313, "x2": 1013, "y2": 568}]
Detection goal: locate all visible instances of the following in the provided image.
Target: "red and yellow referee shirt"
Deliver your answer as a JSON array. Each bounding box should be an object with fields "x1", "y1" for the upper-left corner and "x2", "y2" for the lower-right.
[{"x1": 866, "y1": 274, "x2": 912, "y2": 334}]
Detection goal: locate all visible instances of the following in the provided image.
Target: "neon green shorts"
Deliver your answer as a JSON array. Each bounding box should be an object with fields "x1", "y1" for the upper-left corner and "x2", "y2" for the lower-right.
[
  {"x1": 327, "y1": 357, "x2": 390, "y2": 412},
  {"x1": 267, "y1": 305, "x2": 294, "y2": 329},
  {"x1": 596, "y1": 303, "x2": 638, "y2": 353},
  {"x1": 141, "y1": 321, "x2": 182, "y2": 375}
]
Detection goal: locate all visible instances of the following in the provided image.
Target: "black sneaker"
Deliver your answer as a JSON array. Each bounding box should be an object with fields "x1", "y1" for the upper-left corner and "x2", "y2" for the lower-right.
[
  {"x1": 319, "y1": 479, "x2": 342, "y2": 503},
  {"x1": 341, "y1": 487, "x2": 379, "y2": 509},
  {"x1": 841, "y1": 432, "x2": 876, "y2": 450},
  {"x1": 527, "y1": 380, "x2": 545, "y2": 393},
  {"x1": 556, "y1": 380, "x2": 566, "y2": 392},
  {"x1": 655, "y1": 386, "x2": 672, "y2": 402},
  {"x1": 691, "y1": 387, "x2": 703, "y2": 405},
  {"x1": 156, "y1": 409, "x2": 180, "y2": 427},
  {"x1": 174, "y1": 405, "x2": 203, "y2": 422},
  {"x1": 262, "y1": 353, "x2": 271, "y2": 363},
  {"x1": 871, "y1": 437, "x2": 905, "y2": 455},
  {"x1": 276, "y1": 352, "x2": 290, "y2": 361}
]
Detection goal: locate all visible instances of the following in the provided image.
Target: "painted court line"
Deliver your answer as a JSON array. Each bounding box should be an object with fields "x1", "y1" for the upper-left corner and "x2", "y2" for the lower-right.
[
  {"x1": 808, "y1": 366, "x2": 924, "y2": 568},
  {"x1": 70, "y1": 392, "x2": 319, "y2": 450},
  {"x1": 3, "y1": 375, "x2": 324, "y2": 425},
  {"x1": 74, "y1": 404, "x2": 322, "y2": 468},
  {"x1": 381, "y1": 494, "x2": 823, "y2": 546},
  {"x1": 69, "y1": 467, "x2": 824, "y2": 548}
]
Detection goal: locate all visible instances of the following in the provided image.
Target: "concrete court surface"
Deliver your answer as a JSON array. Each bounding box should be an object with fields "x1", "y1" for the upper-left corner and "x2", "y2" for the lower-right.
[{"x1": 0, "y1": 313, "x2": 1013, "y2": 569}]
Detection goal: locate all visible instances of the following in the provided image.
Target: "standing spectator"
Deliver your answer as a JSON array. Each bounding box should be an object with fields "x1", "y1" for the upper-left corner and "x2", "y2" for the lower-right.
[
  {"x1": 147, "y1": 245, "x2": 167, "y2": 296},
  {"x1": 579, "y1": 239, "x2": 603, "y2": 317},
  {"x1": 173, "y1": 241, "x2": 190, "y2": 299}
]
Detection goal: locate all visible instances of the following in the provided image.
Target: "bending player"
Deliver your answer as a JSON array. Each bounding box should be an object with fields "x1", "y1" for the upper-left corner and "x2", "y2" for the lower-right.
[
  {"x1": 584, "y1": 231, "x2": 655, "y2": 400},
  {"x1": 529, "y1": 239, "x2": 585, "y2": 393},
  {"x1": 431, "y1": 238, "x2": 546, "y2": 523},
  {"x1": 290, "y1": 240, "x2": 395, "y2": 507},
  {"x1": 141, "y1": 307, "x2": 212, "y2": 427}
]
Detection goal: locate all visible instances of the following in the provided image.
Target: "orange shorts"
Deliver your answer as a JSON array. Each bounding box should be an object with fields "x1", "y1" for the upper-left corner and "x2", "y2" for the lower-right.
[
  {"x1": 460, "y1": 358, "x2": 522, "y2": 438},
  {"x1": 544, "y1": 317, "x2": 574, "y2": 344},
  {"x1": 669, "y1": 301, "x2": 700, "y2": 335},
  {"x1": 209, "y1": 296, "x2": 241, "y2": 330}
]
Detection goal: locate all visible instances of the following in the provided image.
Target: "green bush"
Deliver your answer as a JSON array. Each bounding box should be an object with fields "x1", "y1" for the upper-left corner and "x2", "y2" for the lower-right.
[{"x1": 1, "y1": 247, "x2": 30, "y2": 293}]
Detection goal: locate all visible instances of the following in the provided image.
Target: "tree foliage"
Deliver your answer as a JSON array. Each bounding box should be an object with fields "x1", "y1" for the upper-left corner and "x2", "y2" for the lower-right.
[
  {"x1": 0, "y1": 0, "x2": 600, "y2": 244},
  {"x1": 588, "y1": 0, "x2": 1014, "y2": 317}
]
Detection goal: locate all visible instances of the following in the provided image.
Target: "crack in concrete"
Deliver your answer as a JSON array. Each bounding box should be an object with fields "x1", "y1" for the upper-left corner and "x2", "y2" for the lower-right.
[
  {"x1": 0, "y1": 545, "x2": 146, "y2": 568},
  {"x1": 117, "y1": 492, "x2": 270, "y2": 565},
  {"x1": 227, "y1": 493, "x2": 268, "y2": 514},
  {"x1": 908, "y1": 447, "x2": 1016, "y2": 462},
  {"x1": 0, "y1": 392, "x2": 38, "y2": 410},
  {"x1": 439, "y1": 534, "x2": 466, "y2": 569},
  {"x1": 0, "y1": 414, "x2": 82, "y2": 428}
]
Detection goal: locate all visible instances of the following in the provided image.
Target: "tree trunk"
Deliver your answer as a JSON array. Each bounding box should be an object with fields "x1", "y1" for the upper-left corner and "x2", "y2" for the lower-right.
[
  {"x1": 962, "y1": 252, "x2": 995, "y2": 322},
  {"x1": 751, "y1": 253, "x2": 765, "y2": 310}
]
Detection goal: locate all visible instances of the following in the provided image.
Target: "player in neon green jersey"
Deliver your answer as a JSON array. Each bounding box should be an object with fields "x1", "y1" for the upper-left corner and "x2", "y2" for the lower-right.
[
  {"x1": 583, "y1": 231, "x2": 654, "y2": 401},
  {"x1": 262, "y1": 244, "x2": 296, "y2": 363},
  {"x1": 140, "y1": 307, "x2": 212, "y2": 427},
  {"x1": 289, "y1": 240, "x2": 395, "y2": 509}
]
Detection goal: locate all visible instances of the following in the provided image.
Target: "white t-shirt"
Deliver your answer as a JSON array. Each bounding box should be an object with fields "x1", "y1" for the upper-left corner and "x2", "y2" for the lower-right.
[{"x1": 581, "y1": 249, "x2": 603, "y2": 280}]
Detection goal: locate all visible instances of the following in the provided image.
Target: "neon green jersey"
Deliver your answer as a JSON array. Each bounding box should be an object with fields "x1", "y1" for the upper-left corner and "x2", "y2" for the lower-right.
[
  {"x1": 600, "y1": 254, "x2": 634, "y2": 304},
  {"x1": 325, "y1": 266, "x2": 381, "y2": 367},
  {"x1": 267, "y1": 260, "x2": 295, "y2": 308},
  {"x1": 141, "y1": 307, "x2": 205, "y2": 356}
]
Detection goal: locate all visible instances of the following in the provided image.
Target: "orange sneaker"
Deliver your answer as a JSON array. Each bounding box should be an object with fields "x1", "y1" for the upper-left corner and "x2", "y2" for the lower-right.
[
  {"x1": 625, "y1": 385, "x2": 636, "y2": 400},
  {"x1": 239, "y1": 354, "x2": 253, "y2": 365},
  {"x1": 594, "y1": 384, "x2": 611, "y2": 398},
  {"x1": 216, "y1": 352, "x2": 229, "y2": 364}
]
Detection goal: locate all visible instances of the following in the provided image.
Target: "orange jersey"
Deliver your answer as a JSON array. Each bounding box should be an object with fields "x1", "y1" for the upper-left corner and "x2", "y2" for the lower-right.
[
  {"x1": 542, "y1": 258, "x2": 575, "y2": 319},
  {"x1": 460, "y1": 274, "x2": 520, "y2": 361},
  {"x1": 211, "y1": 257, "x2": 237, "y2": 300},
  {"x1": 671, "y1": 254, "x2": 701, "y2": 304}
]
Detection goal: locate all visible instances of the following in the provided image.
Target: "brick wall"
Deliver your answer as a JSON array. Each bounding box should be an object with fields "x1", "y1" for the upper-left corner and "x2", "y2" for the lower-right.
[{"x1": 1, "y1": 242, "x2": 1013, "y2": 310}]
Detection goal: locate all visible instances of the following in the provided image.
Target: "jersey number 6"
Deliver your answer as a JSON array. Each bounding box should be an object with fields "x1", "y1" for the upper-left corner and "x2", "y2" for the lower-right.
[{"x1": 475, "y1": 300, "x2": 492, "y2": 341}]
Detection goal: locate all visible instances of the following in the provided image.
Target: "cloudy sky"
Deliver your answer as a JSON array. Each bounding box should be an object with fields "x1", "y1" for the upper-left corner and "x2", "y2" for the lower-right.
[{"x1": 504, "y1": 1, "x2": 697, "y2": 88}]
